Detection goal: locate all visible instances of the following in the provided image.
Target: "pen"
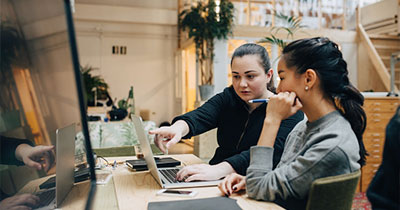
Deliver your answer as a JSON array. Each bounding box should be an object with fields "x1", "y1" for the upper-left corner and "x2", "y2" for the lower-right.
[{"x1": 248, "y1": 99, "x2": 269, "y2": 103}]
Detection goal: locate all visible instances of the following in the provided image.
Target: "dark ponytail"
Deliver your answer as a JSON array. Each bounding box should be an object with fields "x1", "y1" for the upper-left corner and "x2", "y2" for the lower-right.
[
  {"x1": 282, "y1": 37, "x2": 367, "y2": 166},
  {"x1": 231, "y1": 43, "x2": 276, "y2": 93}
]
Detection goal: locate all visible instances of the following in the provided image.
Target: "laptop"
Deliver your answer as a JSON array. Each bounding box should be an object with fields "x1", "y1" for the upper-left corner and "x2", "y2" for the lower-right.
[
  {"x1": 131, "y1": 115, "x2": 221, "y2": 189},
  {"x1": 35, "y1": 123, "x2": 75, "y2": 209}
]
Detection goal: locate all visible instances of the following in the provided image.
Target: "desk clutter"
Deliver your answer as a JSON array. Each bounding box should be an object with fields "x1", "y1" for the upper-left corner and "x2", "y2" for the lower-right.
[{"x1": 148, "y1": 197, "x2": 242, "y2": 210}]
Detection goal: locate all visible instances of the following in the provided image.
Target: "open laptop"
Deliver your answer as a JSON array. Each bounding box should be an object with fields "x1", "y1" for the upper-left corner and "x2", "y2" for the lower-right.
[
  {"x1": 131, "y1": 115, "x2": 221, "y2": 189},
  {"x1": 35, "y1": 123, "x2": 75, "y2": 209}
]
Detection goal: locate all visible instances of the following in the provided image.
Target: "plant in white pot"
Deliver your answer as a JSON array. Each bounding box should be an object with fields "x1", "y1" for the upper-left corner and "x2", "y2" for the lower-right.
[{"x1": 179, "y1": 0, "x2": 234, "y2": 101}]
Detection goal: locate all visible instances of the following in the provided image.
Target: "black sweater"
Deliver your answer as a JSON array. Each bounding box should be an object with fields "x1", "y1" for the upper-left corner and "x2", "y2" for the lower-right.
[
  {"x1": 0, "y1": 135, "x2": 35, "y2": 200},
  {"x1": 172, "y1": 86, "x2": 304, "y2": 175},
  {"x1": 0, "y1": 135, "x2": 34, "y2": 166}
]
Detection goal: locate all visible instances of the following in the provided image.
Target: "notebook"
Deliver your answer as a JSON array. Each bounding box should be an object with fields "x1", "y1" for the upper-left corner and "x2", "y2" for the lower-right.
[
  {"x1": 131, "y1": 115, "x2": 221, "y2": 189},
  {"x1": 125, "y1": 157, "x2": 181, "y2": 171}
]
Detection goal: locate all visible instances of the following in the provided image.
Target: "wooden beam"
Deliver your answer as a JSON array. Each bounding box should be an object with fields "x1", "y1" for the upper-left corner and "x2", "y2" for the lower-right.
[
  {"x1": 357, "y1": 24, "x2": 393, "y2": 91},
  {"x1": 74, "y1": 4, "x2": 177, "y2": 26},
  {"x1": 233, "y1": 25, "x2": 358, "y2": 43},
  {"x1": 360, "y1": 0, "x2": 397, "y2": 26}
]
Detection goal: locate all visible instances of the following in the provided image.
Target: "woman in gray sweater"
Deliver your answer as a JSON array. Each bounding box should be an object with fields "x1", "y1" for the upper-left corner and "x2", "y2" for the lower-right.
[{"x1": 218, "y1": 37, "x2": 367, "y2": 209}]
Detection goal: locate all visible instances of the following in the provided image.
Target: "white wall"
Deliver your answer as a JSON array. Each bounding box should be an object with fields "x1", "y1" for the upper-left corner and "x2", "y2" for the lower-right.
[
  {"x1": 74, "y1": 1, "x2": 178, "y2": 125},
  {"x1": 341, "y1": 42, "x2": 358, "y2": 87},
  {"x1": 213, "y1": 39, "x2": 229, "y2": 95}
]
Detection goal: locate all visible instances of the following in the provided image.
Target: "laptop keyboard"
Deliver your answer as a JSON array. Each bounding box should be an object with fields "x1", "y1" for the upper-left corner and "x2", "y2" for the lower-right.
[
  {"x1": 35, "y1": 189, "x2": 55, "y2": 208},
  {"x1": 159, "y1": 168, "x2": 185, "y2": 183}
]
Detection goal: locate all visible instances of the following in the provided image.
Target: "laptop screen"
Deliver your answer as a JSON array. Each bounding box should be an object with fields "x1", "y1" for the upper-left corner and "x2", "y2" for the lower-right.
[{"x1": 0, "y1": 0, "x2": 96, "y2": 209}]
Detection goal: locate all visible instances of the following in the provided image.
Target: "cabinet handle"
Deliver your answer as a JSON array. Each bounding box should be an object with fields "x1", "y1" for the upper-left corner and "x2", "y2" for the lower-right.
[
  {"x1": 373, "y1": 139, "x2": 380, "y2": 142},
  {"x1": 373, "y1": 119, "x2": 381, "y2": 122},
  {"x1": 373, "y1": 102, "x2": 381, "y2": 105},
  {"x1": 373, "y1": 169, "x2": 378, "y2": 173},
  {"x1": 372, "y1": 134, "x2": 380, "y2": 137},
  {"x1": 373, "y1": 108, "x2": 381, "y2": 111}
]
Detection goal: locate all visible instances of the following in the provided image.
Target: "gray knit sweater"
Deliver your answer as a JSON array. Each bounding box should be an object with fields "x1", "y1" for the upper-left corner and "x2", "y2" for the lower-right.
[{"x1": 246, "y1": 111, "x2": 360, "y2": 205}]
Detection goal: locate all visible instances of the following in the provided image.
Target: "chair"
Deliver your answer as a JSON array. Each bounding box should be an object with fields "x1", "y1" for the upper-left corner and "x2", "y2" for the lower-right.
[{"x1": 306, "y1": 170, "x2": 361, "y2": 210}]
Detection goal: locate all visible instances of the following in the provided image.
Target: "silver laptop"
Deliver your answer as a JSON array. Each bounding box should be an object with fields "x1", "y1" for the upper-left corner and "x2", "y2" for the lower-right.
[
  {"x1": 35, "y1": 123, "x2": 75, "y2": 209},
  {"x1": 131, "y1": 115, "x2": 221, "y2": 189}
]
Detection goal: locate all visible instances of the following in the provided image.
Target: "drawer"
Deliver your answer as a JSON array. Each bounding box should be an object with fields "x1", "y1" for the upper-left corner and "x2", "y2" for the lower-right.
[
  {"x1": 364, "y1": 141, "x2": 384, "y2": 153},
  {"x1": 363, "y1": 132, "x2": 384, "y2": 139},
  {"x1": 365, "y1": 115, "x2": 393, "y2": 131},
  {"x1": 364, "y1": 99, "x2": 400, "y2": 113},
  {"x1": 366, "y1": 151, "x2": 383, "y2": 163},
  {"x1": 363, "y1": 135, "x2": 385, "y2": 146},
  {"x1": 366, "y1": 112, "x2": 395, "y2": 120}
]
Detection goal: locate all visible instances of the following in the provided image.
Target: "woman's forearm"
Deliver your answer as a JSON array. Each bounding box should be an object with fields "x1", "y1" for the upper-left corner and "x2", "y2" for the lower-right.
[
  {"x1": 171, "y1": 120, "x2": 190, "y2": 137},
  {"x1": 257, "y1": 118, "x2": 281, "y2": 147}
]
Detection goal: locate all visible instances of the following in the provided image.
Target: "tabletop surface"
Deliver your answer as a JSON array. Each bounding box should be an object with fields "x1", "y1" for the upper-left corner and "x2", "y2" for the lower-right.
[{"x1": 19, "y1": 154, "x2": 284, "y2": 210}]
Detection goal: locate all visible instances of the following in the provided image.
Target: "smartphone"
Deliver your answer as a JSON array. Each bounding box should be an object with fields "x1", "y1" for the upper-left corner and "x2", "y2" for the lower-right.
[{"x1": 156, "y1": 189, "x2": 198, "y2": 197}]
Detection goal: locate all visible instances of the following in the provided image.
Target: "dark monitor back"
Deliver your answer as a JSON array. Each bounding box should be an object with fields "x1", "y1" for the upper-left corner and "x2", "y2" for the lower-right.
[{"x1": 1, "y1": 0, "x2": 96, "y2": 209}]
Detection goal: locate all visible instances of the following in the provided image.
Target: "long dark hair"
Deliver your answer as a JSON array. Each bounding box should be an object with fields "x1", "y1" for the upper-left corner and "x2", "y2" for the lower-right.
[
  {"x1": 282, "y1": 37, "x2": 367, "y2": 166},
  {"x1": 231, "y1": 43, "x2": 276, "y2": 93}
]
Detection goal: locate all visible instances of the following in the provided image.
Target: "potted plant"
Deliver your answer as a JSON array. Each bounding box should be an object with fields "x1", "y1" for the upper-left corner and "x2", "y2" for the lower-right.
[
  {"x1": 80, "y1": 65, "x2": 110, "y2": 107},
  {"x1": 259, "y1": 12, "x2": 306, "y2": 50},
  {"x1": 108, "y1": 86, "x2": 134, "y2": 121},
  {"x1": 179, "y1": 0, "x2": 234, "y2": 100}
]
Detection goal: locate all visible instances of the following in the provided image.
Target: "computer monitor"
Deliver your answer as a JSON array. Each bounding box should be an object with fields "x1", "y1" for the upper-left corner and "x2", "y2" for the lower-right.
[
  {"x1": 64, "y1": 1, "x2": 97, "y2": 209},
  {"x1": 0, "y1": 0, "x2": 96, "y2": 209}
]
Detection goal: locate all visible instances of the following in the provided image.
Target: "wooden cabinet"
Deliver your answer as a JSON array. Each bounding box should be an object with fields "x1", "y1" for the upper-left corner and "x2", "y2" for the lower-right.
[{"x1": 360, "y1": 97, "x2": 400, "y2": 192}]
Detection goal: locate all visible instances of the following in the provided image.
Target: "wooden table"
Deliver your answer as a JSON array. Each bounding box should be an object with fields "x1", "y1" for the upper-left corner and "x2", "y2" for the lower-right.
[{"x1": 20, "y1": 154, "x2": 284, "y2": 210}]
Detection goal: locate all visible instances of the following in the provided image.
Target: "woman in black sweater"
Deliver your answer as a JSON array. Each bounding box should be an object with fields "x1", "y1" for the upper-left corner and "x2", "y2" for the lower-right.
[{"x1": 150, "y1": 43, "x2": 303, "y2": 182}]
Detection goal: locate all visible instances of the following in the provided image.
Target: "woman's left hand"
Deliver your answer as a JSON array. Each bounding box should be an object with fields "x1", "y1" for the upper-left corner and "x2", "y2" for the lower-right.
[
  {"x1": 266, "y1": 92, "x2": 303, "y2": 122},
  {"x1": 218, "y1": 173, "x2": 246, "y2": 196}
]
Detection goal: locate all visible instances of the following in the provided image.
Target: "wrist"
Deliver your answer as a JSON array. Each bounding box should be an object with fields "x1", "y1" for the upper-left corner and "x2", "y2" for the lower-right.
[
  {"x1": 264, "y1": 116, "x2": 282, "y2": 126},
  {"x1": 173, "y1": 120, "x2": 189, "y2": 137},
  {"x1": 15, "y1": 143, "x2": 30, "y2": 161},
  {"x1": 257, "y1": 118, "x2": 281, "y2": 147},
  {"x1": 214, "y1": 162, "x2": 235, "y2": 177}
]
